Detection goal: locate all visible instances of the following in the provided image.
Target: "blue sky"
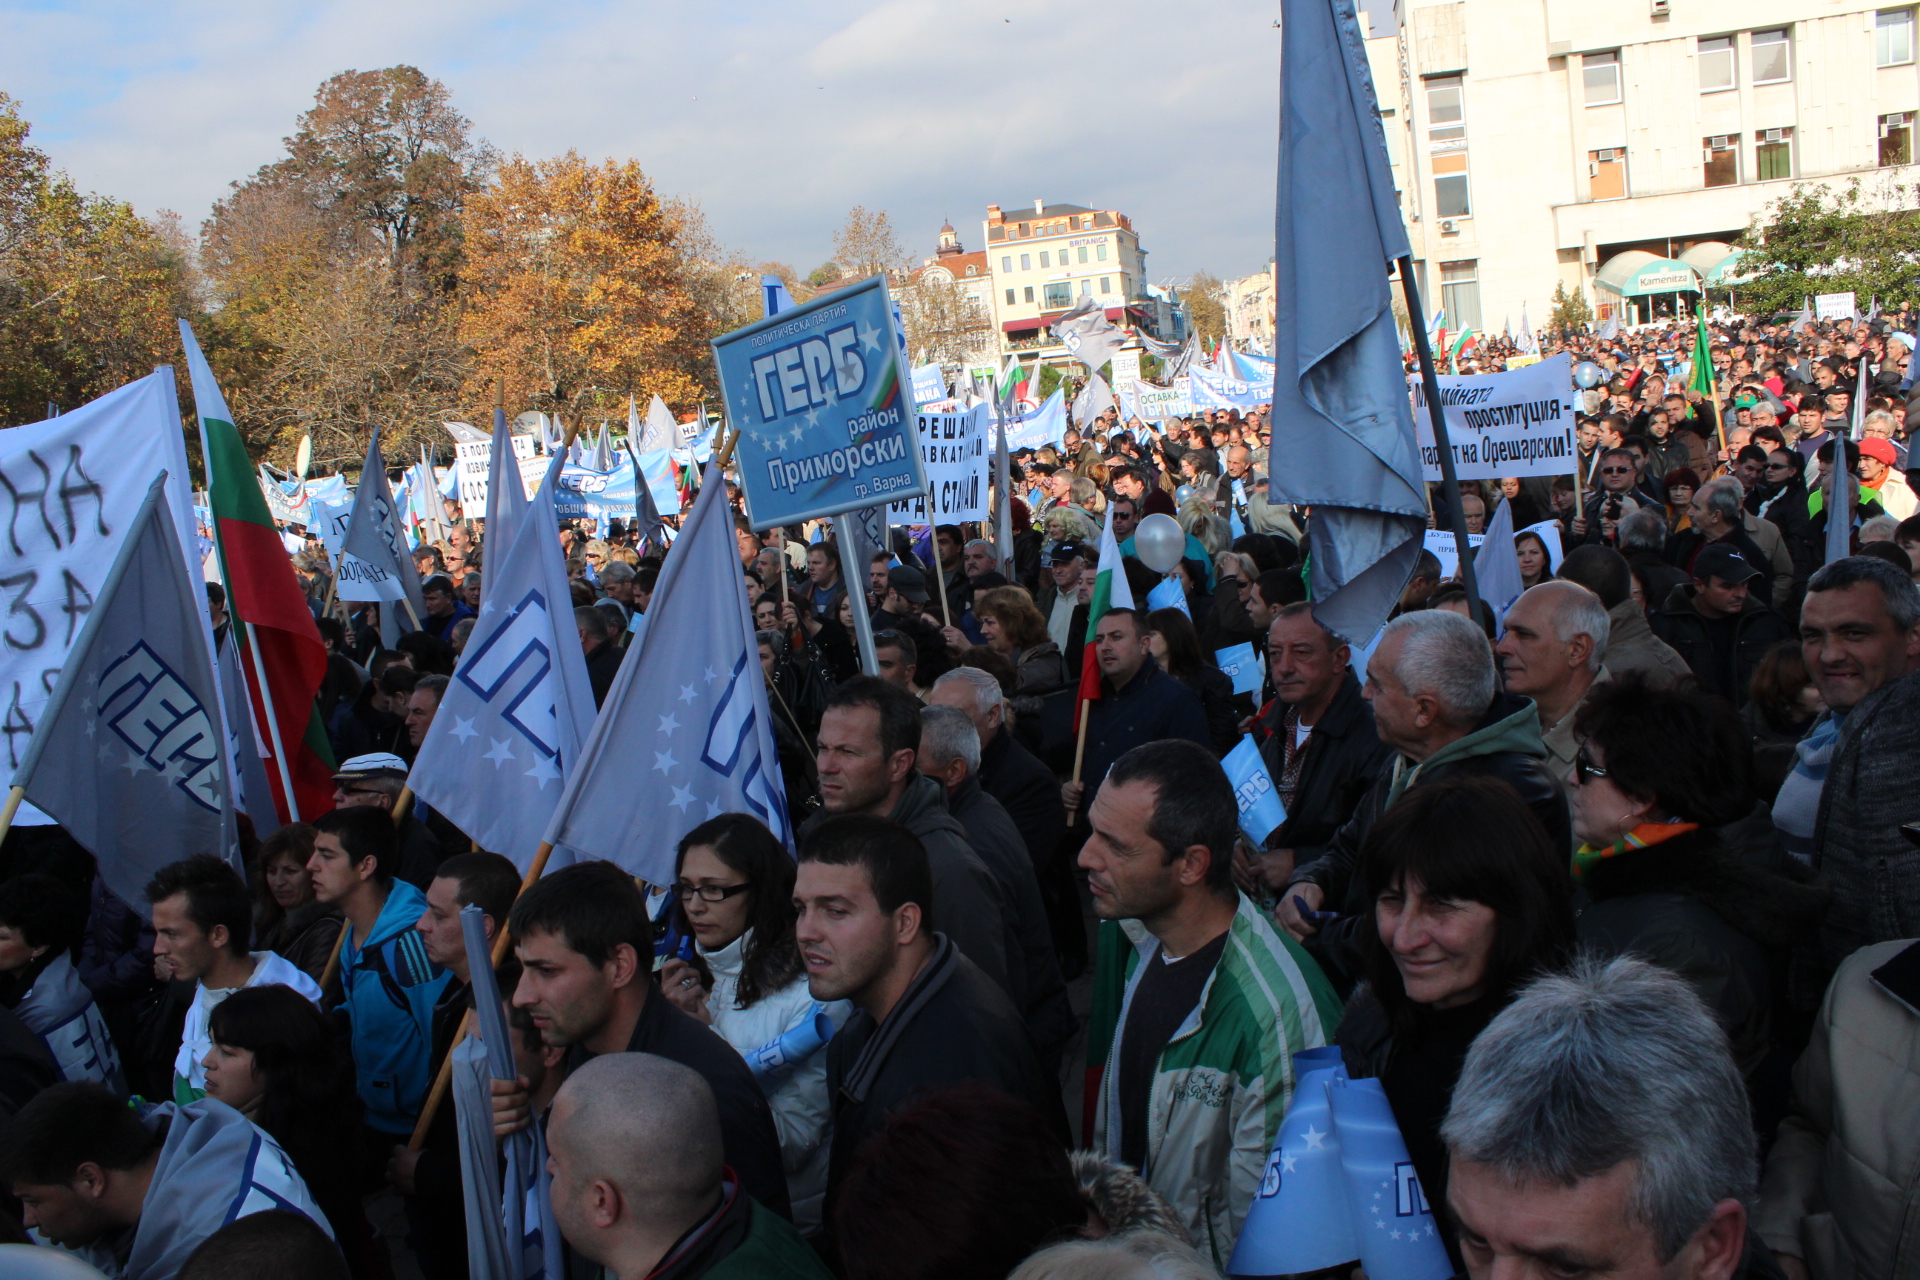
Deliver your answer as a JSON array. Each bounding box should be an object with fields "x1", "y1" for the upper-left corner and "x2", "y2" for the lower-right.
[{"x1": 0, "y1": 0, "x2": 1310, "y2": 283}]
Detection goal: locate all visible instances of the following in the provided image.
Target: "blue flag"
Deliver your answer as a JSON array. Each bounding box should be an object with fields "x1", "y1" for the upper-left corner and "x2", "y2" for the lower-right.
[
  {"x1": 487, "y1": 407, "x2": 529, "y2": 550},
  {"x1": 543, "y1": 462, "x2": 791, "y2": 884},
  {"x1": 1269, "y1": 0, "x2": 1427, "y2": 646},
  {"x1": 409, "y1": 456, "x2": 597, "y2": 871},
  {"x1": 1222, "y1": 736, "x2": 1287, "y2": 847},
  {"x1": 1326, "y1": 1077, "x2": 1453, "y2": 1280},
  {"x1": 1145, "y1": 576, "x2": 1190, "y2": 617},
  {"x1": 1230, "y1": 1065, "x2": 1359, "y2": 1277},
  {"x1": 10, "y1": 475, "x2": 237, "y2": 914}
]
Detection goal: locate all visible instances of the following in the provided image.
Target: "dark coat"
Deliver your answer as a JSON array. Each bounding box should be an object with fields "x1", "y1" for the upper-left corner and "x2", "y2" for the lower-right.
[
  {"x1": 1175, "y1": 663, "x2": 1245, "y2": 757},
  {"x1": 1578, "y1": 826, "x2": 1827, "y2": 1078},
  {"x1": 1256, "y1": 672, "x2": 1395, "y2": 861},
  {"x1": 408, "y1": 977, "x2": 472, "y2": 1280},
  {"x1": 256, "y1": 901, "x2": 343, "y2": 991},
  {"x1": 824, "y1": 937, "x2": 1060, "y2": 1201},
  {"x1": 979, "y1": 729, "x2": 1066, "y2": 877},
  {"x1": 1625, "y1": 549, "x2": 1690, "y2": 620},
  {"x1": 1787, "y1": 499, "x2": 1890, "y2": 600},
  {"x1": 584, "y1": 637, "x2": 625, "y2": 709},
  {"x1": 1811, "y1": 669, "x2": 1920, "y2": 971},
  {"x1": 1060, "y1": 662, "x2": 1211, "y2": 817},
  {"x1": 1649, "y1": 584, "x2": 1794, "y2": 708},
  {"x1": 1666, "y1": 525, "x2": 1772, "y2": 585}
]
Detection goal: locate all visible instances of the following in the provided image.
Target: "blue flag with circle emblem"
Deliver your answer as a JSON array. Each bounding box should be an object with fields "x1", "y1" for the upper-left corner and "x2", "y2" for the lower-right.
[
  {"x1": 408, "y1": 455, "x2": 597, "y2": 871},
  {"x1": 542, "y1": 461, "x2": 791, "y2": 884},
  {"x1": 9, "y1": 474, "x2": 237, "y2": 914}
]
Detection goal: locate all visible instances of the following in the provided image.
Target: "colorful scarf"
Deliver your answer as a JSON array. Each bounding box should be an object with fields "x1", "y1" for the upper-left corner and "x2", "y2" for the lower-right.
[{"x1": 1571, "y1": 821, "x2": 1700, "y2": 886}]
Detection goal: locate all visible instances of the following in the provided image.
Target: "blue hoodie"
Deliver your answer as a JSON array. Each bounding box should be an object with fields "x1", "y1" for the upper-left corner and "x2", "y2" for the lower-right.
[{"x1": 340, "y1": 878, "x2": 450, "y2": 1135}]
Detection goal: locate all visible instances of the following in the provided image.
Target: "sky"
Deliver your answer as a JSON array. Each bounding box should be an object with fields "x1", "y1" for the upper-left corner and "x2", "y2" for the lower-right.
[{"x1": 0, "y1": 0, "x2": 1335, "y2": 286}]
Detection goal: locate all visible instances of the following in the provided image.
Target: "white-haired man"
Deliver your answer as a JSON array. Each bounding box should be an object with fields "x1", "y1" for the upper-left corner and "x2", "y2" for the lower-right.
[{"x1": 1494, "y1": 581, "x2": 1611, "y2": 782}]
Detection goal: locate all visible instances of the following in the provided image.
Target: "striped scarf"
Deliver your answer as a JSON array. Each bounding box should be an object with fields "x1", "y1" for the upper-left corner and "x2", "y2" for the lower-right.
[{"x1": 1571, "y1": 821, "x2": 1700, "y2": 886}]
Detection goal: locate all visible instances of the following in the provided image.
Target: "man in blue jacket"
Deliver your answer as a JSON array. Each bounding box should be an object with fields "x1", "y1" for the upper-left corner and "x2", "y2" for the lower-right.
[{"x1": 309, "y1": 806, "x2": 450, "y2": 1142}]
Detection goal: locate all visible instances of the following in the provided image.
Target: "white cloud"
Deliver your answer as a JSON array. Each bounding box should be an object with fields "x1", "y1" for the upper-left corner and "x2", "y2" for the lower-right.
[{"x1": 1, "y1": 0, "x2": 1287, "y2": 280}]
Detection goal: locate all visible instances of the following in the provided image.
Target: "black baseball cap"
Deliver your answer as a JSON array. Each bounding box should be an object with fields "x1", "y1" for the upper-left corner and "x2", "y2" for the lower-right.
[
  {"x1": 1042, "y1": 538, "x2": 1090, "y2": 566},
  {"x1": 1694, "y1": 544, "x2": 1760, "y2": 585},
  {"x1": 887, "y1": 565, "x2": 930, "y2": 603}
]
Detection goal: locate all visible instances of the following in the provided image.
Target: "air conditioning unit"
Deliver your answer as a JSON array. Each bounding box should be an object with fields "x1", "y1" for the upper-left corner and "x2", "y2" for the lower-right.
[
  {"x1": 1440, "y1": 219, "x2": 1457, "y2": 232},
  {"x1": 1650, "y1": 0, "x2": 1670, "y2": 15},
  {"x1": 1710, "y1": 135, "x2": 1731, "y2": 149},
  {"x1": 1763, "y1": 128, "x2": 1786, "y2": 142}
]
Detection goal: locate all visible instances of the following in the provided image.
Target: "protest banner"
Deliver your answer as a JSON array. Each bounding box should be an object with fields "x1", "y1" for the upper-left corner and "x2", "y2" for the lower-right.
[
  {"x1": 1004, "y1": 389, "x2": 1068, "y2": 450},
  {"x1": 0, "y1": 372, "x2": 202, "y2": 778},
  {"x1": 1814, "y1": 291, "x2": 1856, "y2": 320},
  {"x1": 1506, "y1": 353, "x2": 1542, "y2": 368},
  {"x1": 454, "y1": 437, "x2": 546, "y2": 511},
  {"x1": 555, "y1": 459, "x2": 640, "y2": 523},
  {"x1": 1412, "y1": 351, "x2": 1577, "y2": 482},
  {"x1": 714, "y1": 274, "x2": 927, "y2": 529},
  {"x1": 888, "y1": 405, "x2": 988, "y2": 523},
  {"x1": 1130, "y1": 378, "x2": 1192, "y2": 422},
  {"x1": 312, "y1": 497, "x2": 354, "y2": 558},
  {"x1": 910, "y1": 363, "x2": 947, "y2": 406},
  {"x1": 1188, "y1": 363, "x2": 1275, "y2": 410},
  {"x1": 1422, "y1": 528, "x2": 1484, "y2": 580}
]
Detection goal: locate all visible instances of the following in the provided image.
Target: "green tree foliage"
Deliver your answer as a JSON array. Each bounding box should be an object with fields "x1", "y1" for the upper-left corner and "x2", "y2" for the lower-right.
[
  {"x1": 1736, "y1": 176, "x2": 1920, "y2": 316},
  {"x1": 1184, "y1": 271, "x2": 1227, "y2": 345},
  {"x1": 1549, "y1": 281, "x2": 1592, "y2": 332}
]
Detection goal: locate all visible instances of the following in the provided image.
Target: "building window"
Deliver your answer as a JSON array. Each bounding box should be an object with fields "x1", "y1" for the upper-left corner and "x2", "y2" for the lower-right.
[
  {"x1": 1100, "y1": 276, "x2": 1112, "y2": 293},
  {"x1": 1703, "y1": 134, "x2": 1740, "y2": 186},
  {"x1": 1756, "y1": 127, "x2": 1794, "y2": 179},
  {"x1": 1427, "y1": 76, "x2": 1463, "y2": 124},
  {"x1": 1077, "y1": 245, "x2": 1089, "y2": 263},
  {"x1": 1698, "y1": 37, "x2": 1736, "y2": 92},
  {"x1": 1440, "y1": 260, "x2": 1482, "y2": 334},
  {"x1": 1041, "y1": 251, "x2": 1052, "y2": 268},
  {"x1": 1005, "y1": 288, "x2": 1015, "y2": 305},
  {"x1": 1001, "y1": 256, "x2": 1011, "y2": 273},
  {"x1": 1096, "y1": 243, "x2": 1108, "y2": 261},
  {"x1": 1583, "y1": 51, "x2": 1622, "y2": 105},
  {"x1": 1023, "y1": 286, "x2": 1034, "y2": 303},
  {"x1": 1878, "y1": 10, "x2": 1915, "y2": 65},
  {"x1": 1019, "y1": 253, "x2": 1031, "y2": 271},
  {"x1": 1425, "y1": 76, "x2": 1471, "y2": 218},
  {"x1": 1881, "y1": 111, "x2": 1914, "y2": 165},
  {"x1": 1589, "y1": 148, "x2": 1628, "y2": 199},
  {"x1": 1044, "y1": 282, "x2": 1072, "y2": 309},
  {"x1": 1080, "y1": 279, "x2": 1093, "y2": 297},
  {"x1": 1751, "y1": 29, "x2": 1791, "y2": 83}
]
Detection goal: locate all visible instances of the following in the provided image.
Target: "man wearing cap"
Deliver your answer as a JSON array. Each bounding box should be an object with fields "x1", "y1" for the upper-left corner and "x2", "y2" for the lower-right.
[
  {"x1": 333, "y1": 754, "x2": 445, "y2": 889},
  {"x1": 1037, "y1": 539, "x2": 1090, "y2": 651},
  {"x1": 1650, "y1": 544, "x2": 1794, "y2": 708},
  {"x1": 1857, "y1": 435, "x2": 1915, "y2": 519},
  {"x1": 874, "y1": 564, "x2": 952, "y2": 686}
]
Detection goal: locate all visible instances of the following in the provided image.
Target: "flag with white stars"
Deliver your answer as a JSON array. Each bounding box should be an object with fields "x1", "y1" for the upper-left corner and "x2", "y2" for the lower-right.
[
  {"x1": 10, "y1": 474, "x2": 237, "y2": 915},
  {"x1": 1325, "y1": 1076, "x2": 1452, "y2": 1280},
  {"x1": 409, "y1": 456, "x2": 597, "y2": 872},
  {"x1": 542, "y1": 461, "x2": 790, "y2": 885}
]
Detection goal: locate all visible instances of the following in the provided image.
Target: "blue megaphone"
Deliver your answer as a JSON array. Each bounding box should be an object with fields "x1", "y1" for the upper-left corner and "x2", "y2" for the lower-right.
[{"x1": 746, "y1": 1006, "x2": 835, "y2": 1085}]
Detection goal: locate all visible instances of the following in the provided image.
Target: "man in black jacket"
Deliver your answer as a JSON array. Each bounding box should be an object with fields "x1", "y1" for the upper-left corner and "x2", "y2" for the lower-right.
[
  {"x1": 576, "y1": 606, "x2": 626, "y2": 709},
  {"x1": 796, "y1": 813, "x2": 1060, "y2": 1202},
  {"x1": 1649, "y1": 546, "x2": 1794, "y2": 709},
  {"x1": 1058, "y1": 608, "x2": 1211, "y2": 827},
  {"x1": 1279, "y1": 610, "x2": 1566, "y2": 993},
  {"x1": 1252, "y1": 604, "x2": 1393, "y2": 895}
]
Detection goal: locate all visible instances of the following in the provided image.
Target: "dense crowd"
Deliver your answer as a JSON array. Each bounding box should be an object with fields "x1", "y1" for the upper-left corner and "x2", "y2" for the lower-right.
[{"x1": 2, "y1": 306, "x2": 1918, "y2": 1280}]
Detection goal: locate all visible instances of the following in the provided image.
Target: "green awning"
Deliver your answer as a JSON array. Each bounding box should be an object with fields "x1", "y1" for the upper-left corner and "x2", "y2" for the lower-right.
[
  {"x1": 1678, "y1": 241, "x2": 1749, "y2": 285},
  {"x1": 1596, "y1": 251, "x2": 1702, "y2": 297}
]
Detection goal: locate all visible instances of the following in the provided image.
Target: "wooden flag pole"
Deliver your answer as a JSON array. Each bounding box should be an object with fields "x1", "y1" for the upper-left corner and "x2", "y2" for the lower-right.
[
  {"x1": 1065, "y1": 702, "x2": 1092, "y2": 827},
  {"x1": 931, "y1": 541, "x2": 952, "y2": 627},
  {"x1": 320, "y1": 787, "x2": 418, "y2": 992},
  {"x1": 0, "y1": 785, "x2": 25, "y2": 848},
  {"x1": 407, "y1": 839, "x2": 555, "y2": 1150}
]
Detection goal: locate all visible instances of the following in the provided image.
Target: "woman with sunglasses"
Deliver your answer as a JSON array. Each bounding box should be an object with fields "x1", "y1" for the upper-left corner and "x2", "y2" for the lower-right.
[
  {"x1": 1568, "y1": 674, "x2": 1826, "y2": 1095},
  {"x1": 659, "y1": 814, "x2": 850, "y2": 1235},
  {"x1": 1337, "y1": 776, "x2": 1574, "y2": 1271}
]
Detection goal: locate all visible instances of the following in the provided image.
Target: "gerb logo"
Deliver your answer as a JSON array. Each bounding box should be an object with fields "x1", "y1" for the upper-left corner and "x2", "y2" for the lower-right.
[
  {"x1": 98, "y1": 641, "x2": 222, "y2": 812},
  {"x1": 457, "y1": 590, "x2": 561, "y2": 759}
]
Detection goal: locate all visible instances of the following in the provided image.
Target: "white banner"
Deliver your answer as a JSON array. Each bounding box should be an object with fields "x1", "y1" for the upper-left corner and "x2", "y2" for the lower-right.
[
  {"x1": 911, "y1": 363, "x2": 947, "y2": 406},
  {"x1": 1413, "y1": 352, "x2": 1578, "y2": 482},
  {"x1": 454, "y1": 437, "x2": 544, "y2": 511},
  {"x1": 888, "y1": 405, "x2": 988, "y2": 523},
  {"x1": 0, "y1": 372, "x2": 202, "y2": 773},
  {"x1": 1131, "y1": 378, "x2": 1192, "y2": 421},
  {"x1": 1423, "y1": 529, "x2": 1485, "y2": 581},
  {"x1": 1814, "y1": 291, "x2": 1856, "y2": 320}
]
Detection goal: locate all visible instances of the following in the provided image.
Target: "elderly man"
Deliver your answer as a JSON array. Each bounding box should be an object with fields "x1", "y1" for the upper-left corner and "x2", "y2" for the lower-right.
[
  {"x1": 576, "y1": 605, "x2": 625, "y2": 708},
  {"x1": 1494, "y1": 581, "x2": 1611, "y2": 781},
  {"x1": 1037, "y1": 538, "x2": 1090, "y2": 649},
  {"x1": 403, "y1": 674, "x2": 447, "y2": 751},
  {"x1": 917, "y1": 705, "x2": 1074, "y2": 1069},
  {"x1": 1444, "y1": 956, "x2": 1784, "y2": 1280},
  {"x1": 1672, "y1": 477, "x2": 1776, "y2": 593},
  {"x1": 335, "y1": 753, "x2": 442, "y2": 889},
  {"x1": 1279, "y1": 610, "x2": 1565, "y2": 990},
  {"x1": 545, "y1": 1054, "x2": 828, "y2": 1279}
]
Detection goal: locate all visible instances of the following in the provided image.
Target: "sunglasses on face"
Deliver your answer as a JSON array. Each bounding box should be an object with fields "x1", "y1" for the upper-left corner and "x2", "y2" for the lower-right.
[
  {"x1": 1573, "y1": 745, "x2": 1611, "y2": 787},
  {"x1": 1600, "y1": 466, "x2": 1632, "y2": 475}
]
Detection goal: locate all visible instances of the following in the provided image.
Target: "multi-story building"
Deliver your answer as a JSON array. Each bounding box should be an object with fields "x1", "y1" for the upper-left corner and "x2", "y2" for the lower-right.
[
  {"x1": 1224, "y1": 264, "x2": 1278, "y2": 349},
  {"x1": 982, "y1": 200, "x2": 1183, "y2": 367},
  {"x1": 902, "y1": 221, "x2": 1000, "y2": 373},
  {"x1": 1364, "y1": 0, "x2": 1920, "y2": 330}
]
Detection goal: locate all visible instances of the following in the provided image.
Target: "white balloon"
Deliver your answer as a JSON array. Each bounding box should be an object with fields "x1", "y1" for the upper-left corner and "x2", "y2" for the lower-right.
[{"x1": 1133, "y1": 513, "x2": 1186, "y2": 574}]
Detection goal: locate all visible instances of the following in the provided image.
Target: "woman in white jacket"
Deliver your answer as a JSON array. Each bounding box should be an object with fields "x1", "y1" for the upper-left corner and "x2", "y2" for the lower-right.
[{"x1": 659, "y1": 814, "x2": 849, "y2": 1235}]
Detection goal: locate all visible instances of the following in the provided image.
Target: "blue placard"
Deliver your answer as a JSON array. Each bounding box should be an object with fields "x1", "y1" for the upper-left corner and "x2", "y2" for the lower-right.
[
  {"x1": 713, "y1": 274, "x2": 929, "y2": 529},
  {"x1": 1215, "y1": 642, "x2": 1262, "y2": 696},
  {"x1": 1145, "y1": 576, "x2": 1189, "y2": 617},
  {"x1": 1223, "y1": 736, "x2": 1288, "y2": 845}
]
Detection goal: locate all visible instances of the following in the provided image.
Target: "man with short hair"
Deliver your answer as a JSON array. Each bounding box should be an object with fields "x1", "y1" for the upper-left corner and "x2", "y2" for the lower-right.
[
  {"x1": 916, "y1": 705, "x2": 1075, "y2": 1066},
  {"x1": 404, "y1": 673, "x2": 447, "y2": 750},
  {"x1": 492, "y1": 861, "x2": 790, "y2": 1219},
  {"x1": 1495, "y1": 581, "x2": 1611, "y2": 781},
  {"x1": 1650, "y1": 545, "x2": 1793, "y2": 708},
  {"x1": 546, "y1": 1054, "x2": 830, "y2": 1280},
  {"x1": 1280, "y1": 610, "x2": 1566, "y2": 984},
  {"x1": 1082, "y1": 740, "x2": 1340, "y2": 1266},
  {"x1": 1108, "y1": 495, "x2": 1139, "y2": 543},
  {"x1": 1252, "y1": 604, "x2": 1392, "y2": 894},
  {"x1": 1572, "y1": 447, "x2": 1646, "y2": 546},
  {"x1": 596, "y1": 561, "x2": 638, "y2": 626},
  {"x1": 1, "y1": 1082, "x2": 332, "y2": 1280},
  {"x1": 420, "y1": 575, "x2": 472, "y2": 643},
  {"x1": 146, "y1": 856, "x2": 322, "y2": 1105},
  {"x1": 803, "y1": 544, "x2": 844, "y2": 625},
  {"x1": 309, "y1": 806, "x2": 450, "y2": 1142},
  {"x1": 336, "y1": 752, "x2": 443, "y2": 888},
  {"x1": 807, "y1": 677, "x2": 1009, "y2": 992},
  {"x1": 576, "y1": 604, "x2": 625, "y2": 709},
  {"x1": 796, "y1": 813, "x2": 1058, "y2": 1198},
  {"x1": 1443, "y1": 956, "x2": 1778, "y2": 1280},
  {"x1": 933, "y1": 523, "x2": 970, "y2": 615},
  {"x1": 1556, "y1": 544, "x2": 1691, "y2": 689},
  {"x1": 1785, "y1": 557, "x2": 1920, "y2": 964},
  {"x1": 1058, "y1": 608, "x2": 1211, "y2": 825},
  {"x1": 1673, "y1": 477, "x2": 1774, "y2": 587},
  {"x1": 870, "y1": 629, "x2": 921, "y2": 696}
]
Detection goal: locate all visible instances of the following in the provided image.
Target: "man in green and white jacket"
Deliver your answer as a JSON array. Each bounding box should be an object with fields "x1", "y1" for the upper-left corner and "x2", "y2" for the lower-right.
[{"x1": 1082, "y1": 740, "x2": 1341, "y2": 1268}]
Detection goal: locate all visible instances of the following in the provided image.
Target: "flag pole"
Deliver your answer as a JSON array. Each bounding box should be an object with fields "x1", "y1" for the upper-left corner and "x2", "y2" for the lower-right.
[
  {"x1": 0, "y1": 785, "x2": 23, "y2": 847},
  {"x1": 1395, "y1": 257, "x2": 1488, "y2": 630}
]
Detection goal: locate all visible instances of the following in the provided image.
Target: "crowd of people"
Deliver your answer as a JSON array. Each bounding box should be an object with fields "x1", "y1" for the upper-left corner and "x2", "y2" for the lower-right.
[{"x1": 2, "y1": 305, "x2": 1919, "y2": 1280}]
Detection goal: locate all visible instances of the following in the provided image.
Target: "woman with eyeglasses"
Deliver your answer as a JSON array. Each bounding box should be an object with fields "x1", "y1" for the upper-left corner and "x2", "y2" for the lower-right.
[
  {"x1": 1567, "y1": 674, "x2": 1826, "y2": 1094},
  {"x1": 659, "y1": 814, "x2": 850, "y2": 1235},
  {"x1": 1337, "y1": 776, "x2": 1574, "y2": 1271}
]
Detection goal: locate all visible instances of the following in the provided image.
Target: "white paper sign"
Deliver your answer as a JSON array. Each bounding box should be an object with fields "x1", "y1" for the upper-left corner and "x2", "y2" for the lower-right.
[
  {"x1": 455, "y1": 437, "x2": 544, "y2": 511},
  {"x1": 887, "y1": 405, "x2": 988, "y2": 523},
  {"x1": 1413, "y1": 353, "x2": 1578, "y2": 482},
  {"x1": 1424, "y1": 528, "x2": 1486, "y2": 581},
  {"x1": 1814, "y1": 292, "x2": 1856, "y2": 321}
]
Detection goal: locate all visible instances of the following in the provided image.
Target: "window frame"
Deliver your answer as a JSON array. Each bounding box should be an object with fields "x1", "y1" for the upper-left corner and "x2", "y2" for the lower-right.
[
  {"x1": 1880, "y1": 111, "x2": 1914, "y2": 166},
  {"x1": 1755, "y1": 127, "x2": 1793, "y2": 180},
  {"x1": 1583, "y1": 51, "x2": 1623, "y2": 106},
  {"x1": 1878, "y1": 9, "x2": 1915, "y2": 67},
  {"x1": 1703, "y1": 134, "x2": 1741, "y2": 187},
  {"x1": 1697, "y1": 36, "x2": 1737, "y2": 93},
  {"x1": 1043, "y1": 282, "x2": 1072, "y2": 309},
  {"x1": 1751, "y1": 29, "x2": 1791, "y2": 84},
  {"x1": 1001, "y1": 256, "x2": 1012, "y2": 274},
  {"x1": 1439, "y1": 260, "x2": 1482, "y2": 334},
  {"x1": 1023, "y1": 286, "x2": 1034, "y2": 304}
]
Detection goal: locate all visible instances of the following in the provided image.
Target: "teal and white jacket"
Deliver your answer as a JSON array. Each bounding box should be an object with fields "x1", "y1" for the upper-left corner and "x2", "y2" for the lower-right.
[{"x1": 339, "y1": 879, "x2": 450, "y2": 1135}]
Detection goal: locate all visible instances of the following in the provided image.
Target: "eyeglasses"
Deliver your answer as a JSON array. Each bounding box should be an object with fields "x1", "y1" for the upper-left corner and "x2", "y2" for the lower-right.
[
  {"x1": 1600, "y1": 466, "x2": 1632, "y2": 475},
  {"x1": 673, "y1": 881, "x2": 751, "y2": 904},
  {"x1": 1573, "y1": 746, "x2": 1610, "y2": 787}
]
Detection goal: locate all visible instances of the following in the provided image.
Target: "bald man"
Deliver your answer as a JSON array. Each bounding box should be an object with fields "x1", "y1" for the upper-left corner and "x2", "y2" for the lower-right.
[{"x1": 546, "y1": 1054, "x2": 832, "y2": 1280}]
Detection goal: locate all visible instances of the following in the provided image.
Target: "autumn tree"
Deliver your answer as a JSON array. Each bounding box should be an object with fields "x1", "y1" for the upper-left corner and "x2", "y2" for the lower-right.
[
  {"x1": 898, "y1": 270, "x2": 992, "y2": 368},
  {"x1": 0, "y1": 94, "x2": 196, "y2": 425},
  {"x1": 460, "y1": 152, "x2": 721, "y2": 423},
  {"x1": 832, "y1": 208, "x2": 909, "y2": 281},
  {"x1": 1184, "y1": 271, "x2": 1227, "y2": 345}
]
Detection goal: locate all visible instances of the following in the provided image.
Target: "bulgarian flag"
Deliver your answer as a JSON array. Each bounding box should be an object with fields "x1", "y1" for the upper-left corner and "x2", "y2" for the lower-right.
[
  {"x1": 1448, "y1": 328, "x2": 1477, "y2": 364},
  {"x1": 1074, "y1": 502, "x2": 1138, "y2": 728},
  {"x1": 179, "y1": 322, "x2": 336, "y2": 823},
  {"x1": 1688, "y1": 302, "x2": 1715, "y2": 397}
]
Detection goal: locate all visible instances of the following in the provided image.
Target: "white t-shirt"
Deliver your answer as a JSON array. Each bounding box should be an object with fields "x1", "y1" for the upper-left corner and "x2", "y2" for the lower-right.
[
  {"x1": 173, "y1": 951, "x2": 323, "y2": 1099},
  {"x1": 1293, "y1": 719, "x2": 1314, "y2": 753}
]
